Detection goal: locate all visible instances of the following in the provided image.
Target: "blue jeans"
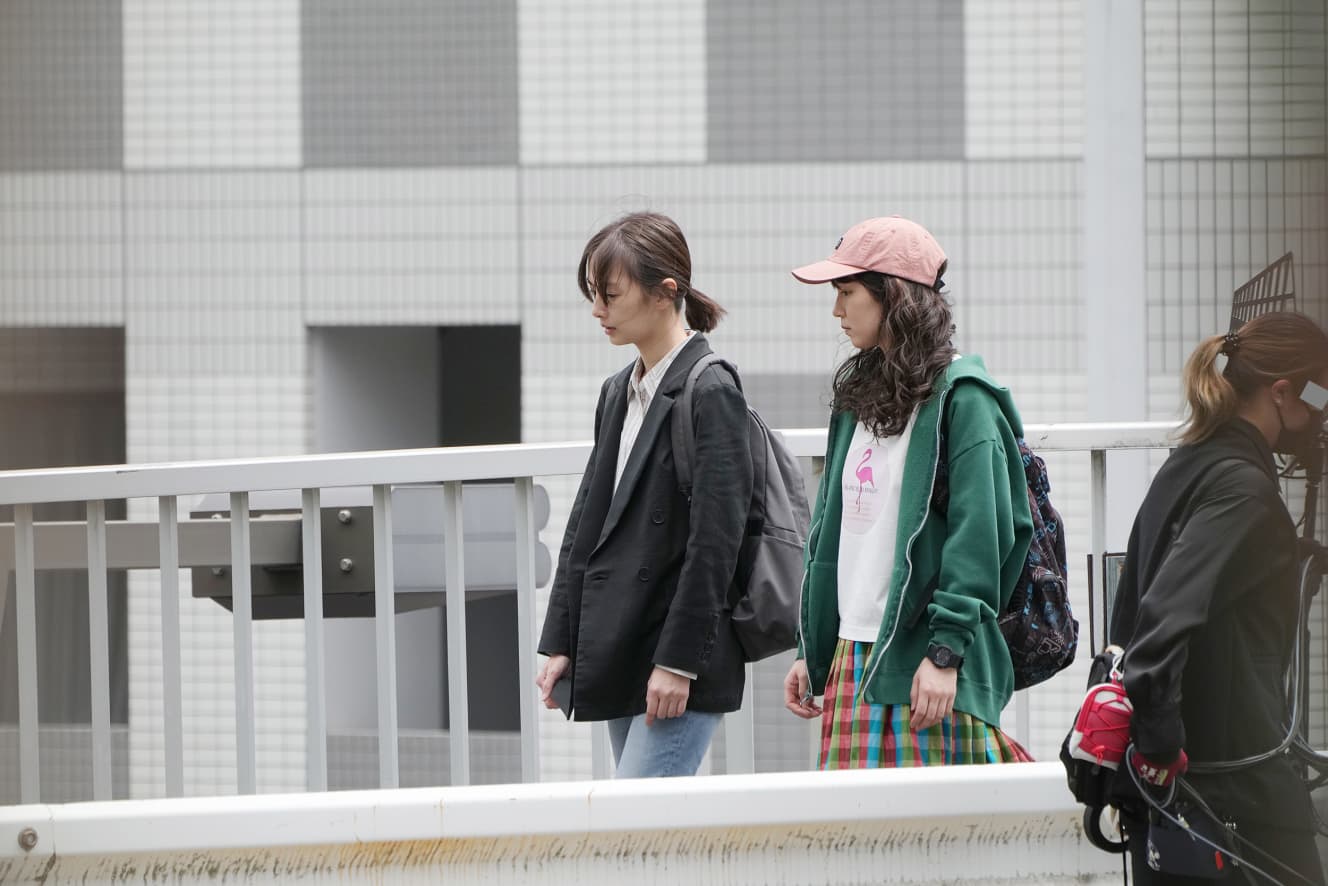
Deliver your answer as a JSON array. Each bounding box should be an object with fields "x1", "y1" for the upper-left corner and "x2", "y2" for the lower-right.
[{"x1": 606, "y1": 710, "x2": 722, "y2": 778}]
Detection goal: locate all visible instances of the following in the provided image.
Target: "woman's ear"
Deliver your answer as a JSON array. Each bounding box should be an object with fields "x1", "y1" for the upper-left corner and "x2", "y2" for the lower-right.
[
  {"x1": 1270, "y1": 378, "x2": 1293, "y2": 406},
  {"x1": 654, "y1": 277, "x2": 680, "y2": 314}
]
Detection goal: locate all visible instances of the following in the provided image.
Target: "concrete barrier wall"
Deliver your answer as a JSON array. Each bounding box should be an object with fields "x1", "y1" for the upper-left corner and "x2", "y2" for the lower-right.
[{"x1": 0, "y1": 763, "x2": 1118, "y2": 885}]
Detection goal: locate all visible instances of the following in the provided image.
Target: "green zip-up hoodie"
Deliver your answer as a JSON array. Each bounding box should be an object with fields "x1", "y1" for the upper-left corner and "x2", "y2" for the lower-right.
[{"x1": 799, "y1": 355, "x2": 1033, "y2": 727}]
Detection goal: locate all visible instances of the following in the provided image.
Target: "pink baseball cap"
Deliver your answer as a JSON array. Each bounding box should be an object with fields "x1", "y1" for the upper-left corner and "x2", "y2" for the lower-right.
[{"x1": 791, "y1": 216, "x2": 947, "y2": 288}]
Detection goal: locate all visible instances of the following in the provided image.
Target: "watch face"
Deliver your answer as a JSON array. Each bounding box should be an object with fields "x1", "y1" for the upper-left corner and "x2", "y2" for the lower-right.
[{"x1": 928, "y1": 644, "x2": 960, "y2": 669}]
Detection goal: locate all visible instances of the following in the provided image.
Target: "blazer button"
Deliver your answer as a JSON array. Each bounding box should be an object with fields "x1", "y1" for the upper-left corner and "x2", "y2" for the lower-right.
[
  {"x1": 637, "y1": 567, "x2": 650, "y2": 582},
  {"x1": 651, "y1": 508, "x2": 664, "y2": 524}
]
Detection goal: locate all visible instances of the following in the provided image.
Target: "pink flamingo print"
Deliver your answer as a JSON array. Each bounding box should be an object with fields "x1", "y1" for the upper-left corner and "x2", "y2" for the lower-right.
[{"x1": 855, "y1": 449, "x2": 876, "y2": 511}]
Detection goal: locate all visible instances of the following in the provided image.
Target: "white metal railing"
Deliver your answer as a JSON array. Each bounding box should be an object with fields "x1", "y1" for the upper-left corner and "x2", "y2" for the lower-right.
[{"x1": 0, "y1": 422, "x2": 1179, "y2": 804}]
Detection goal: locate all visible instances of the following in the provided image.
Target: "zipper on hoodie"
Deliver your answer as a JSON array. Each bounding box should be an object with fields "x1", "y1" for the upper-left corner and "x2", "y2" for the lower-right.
[
  {"x1": 795, "y1": 512, "x2": 824, "y2": 667},
  {"x1": 855, "y1": 383, "x2": 951, "y2": 704}
]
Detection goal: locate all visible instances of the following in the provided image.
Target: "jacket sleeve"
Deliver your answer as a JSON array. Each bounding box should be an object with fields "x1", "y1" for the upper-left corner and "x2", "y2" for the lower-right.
[
  {"x1": 537, "y1": 380, "x2": 608, "y2": 657},
  {"x1": 1123, "y1": 471, "x2": 1274, "y2": 760},
  {"x1": 929, "y1": 439, "x2": 1019, "y2": 657},
  {"x1": 654, "y1": 376, "x2": 754, "y2": 674},
  {"x1": 929, "y1": 384, "x2": 1029, "y2": 659}
]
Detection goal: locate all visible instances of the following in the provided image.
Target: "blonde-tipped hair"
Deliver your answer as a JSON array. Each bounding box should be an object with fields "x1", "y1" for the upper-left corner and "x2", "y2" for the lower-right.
[{"x1": 1180, "y1": 311, "x2": 1328, "y2": 446}]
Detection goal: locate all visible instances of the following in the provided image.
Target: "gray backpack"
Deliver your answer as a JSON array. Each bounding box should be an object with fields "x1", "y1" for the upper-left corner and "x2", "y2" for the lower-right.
[{"x1": 671, "y1": 355, "x2": 811, "y2": 662}]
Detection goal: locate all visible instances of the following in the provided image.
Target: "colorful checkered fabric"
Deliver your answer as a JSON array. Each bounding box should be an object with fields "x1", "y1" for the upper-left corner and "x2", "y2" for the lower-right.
[{"x1": 819, "y1": 638, "x2": 1034, "y2": 769}]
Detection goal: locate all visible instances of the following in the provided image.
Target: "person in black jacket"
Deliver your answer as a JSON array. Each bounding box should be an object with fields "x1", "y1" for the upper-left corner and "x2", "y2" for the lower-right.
[
  {"x1": 1109, "y1": 311, "x2": 1328, "y2": 883},
  {"x1": 534, "y1": 212, "x2": 754, "y2": 778}
]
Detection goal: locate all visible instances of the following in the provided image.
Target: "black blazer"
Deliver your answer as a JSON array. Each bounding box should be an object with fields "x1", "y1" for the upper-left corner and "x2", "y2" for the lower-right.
[
  {"x1": 1109, "y1": 419, "x2": 1312, "y2": 831},
  {"x1": 538, "y1": 334, "x2": 754, "y2": 721}
]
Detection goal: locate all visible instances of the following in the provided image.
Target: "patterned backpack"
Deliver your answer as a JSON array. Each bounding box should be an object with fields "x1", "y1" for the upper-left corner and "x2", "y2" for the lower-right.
[{"x1": 934, "y1": 433, "x2": 1078, "y2": 690}]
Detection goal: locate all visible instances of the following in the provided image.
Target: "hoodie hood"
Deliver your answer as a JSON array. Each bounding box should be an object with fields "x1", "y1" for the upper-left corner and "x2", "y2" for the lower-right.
[{"x1": 941, "y1": 354, "x2": 1025, "y2": 440}]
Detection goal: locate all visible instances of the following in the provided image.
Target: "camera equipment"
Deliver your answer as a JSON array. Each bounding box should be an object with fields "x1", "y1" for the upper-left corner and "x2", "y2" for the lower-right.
[{"x1": 1228, "y1": 252, "x2": 1296, "y2": 330}]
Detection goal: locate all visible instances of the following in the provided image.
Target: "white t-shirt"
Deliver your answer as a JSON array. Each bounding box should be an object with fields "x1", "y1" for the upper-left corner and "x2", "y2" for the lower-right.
[{"x1": 837, "y1": 413, "x2": 917, "y2": 641}]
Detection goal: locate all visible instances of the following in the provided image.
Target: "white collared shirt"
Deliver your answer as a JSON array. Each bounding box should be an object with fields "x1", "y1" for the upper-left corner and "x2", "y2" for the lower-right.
[
  {"x1": 613, "y1": 331, "x2": 697, "y2": 680},
  {"x1": 614, "y1": 332, "x2": 693, "y2": 491}
]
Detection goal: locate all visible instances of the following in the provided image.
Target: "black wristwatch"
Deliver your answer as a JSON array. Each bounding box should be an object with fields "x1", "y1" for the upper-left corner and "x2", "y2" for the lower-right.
[{"x1": 926, "y1": 643, "x2": 964, "y2": 670}]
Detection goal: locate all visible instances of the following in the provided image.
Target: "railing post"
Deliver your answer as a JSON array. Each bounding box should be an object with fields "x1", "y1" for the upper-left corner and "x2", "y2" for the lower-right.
[
  {"x1": 442, "y1": 481, "x2": 470, "y2": 786},
  {"x1": 1091, "y1": 450, "x2": 1108, "y2": 640},
  {"x1": 158, "y1": 495, "x2": 184, "y2": 798},
  {"x1": 724, "y1": 665, "x2": 756, "y2": 774},
  {"x1": 513, "y1": 477, "x2": 540, "y2": 783},
  {"x1": 14, "y1": 503, "x2": 39, "y2": 804},
  {"x1": 592, "y1": 723, "x2": 612, "y2": 779},
  {"x1": 372, "y1": 484, "x2": 400, "y2": 790},
  {"x1": 230, "y1": 492, "x2": 257, "y2": 795},
  {"x1": 1015, "y1": 690, "x2": 1031, "y2": 746},
  {"x1": 301, "y1": 488, "x2": 328, "y2": 792},
  {"x1": 86, "y1": 500, "x2": 113, "y2": 801}
]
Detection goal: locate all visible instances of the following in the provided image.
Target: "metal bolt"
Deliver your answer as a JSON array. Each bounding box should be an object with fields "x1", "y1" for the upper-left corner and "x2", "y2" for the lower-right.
[
  {"x1": 17, "y1": 828, "x2": 37, "y2": 851},
  {"x1": 339, "y1": 558, "x2": 354, "y2": 573},
  {"x1": 211, "y1": 567, "x2": 226, "y2": 577},
  {"x1": 337, "y1": 509, "x2": 353, "y2": 525}
]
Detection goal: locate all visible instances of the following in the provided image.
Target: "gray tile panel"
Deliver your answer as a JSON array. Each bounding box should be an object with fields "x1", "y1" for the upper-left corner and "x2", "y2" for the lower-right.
[
  {"x1": 742, "y1": 372, "x2": 832, "y2": 429},
  {"x1": 0, "y1": 726, "x2": 129, "y2": 804},
  {"x1": 0, "y1": 0, "x2": 122, "y2": 171},
  {"x1": 707, "y1": 0, "x2": 964, "y2": 162},
  {"x1": 302, "y1": 0, "x2": 518, "y2": 167}
]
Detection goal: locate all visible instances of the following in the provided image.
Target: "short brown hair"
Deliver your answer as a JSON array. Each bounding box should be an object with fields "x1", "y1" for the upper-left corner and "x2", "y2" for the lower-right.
[{"x1": 580, "y1": 212, "x2": 726, "y2": 333}]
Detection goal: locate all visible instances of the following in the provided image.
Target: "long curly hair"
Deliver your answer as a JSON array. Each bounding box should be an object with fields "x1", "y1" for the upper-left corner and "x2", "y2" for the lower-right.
[{"x1": 831, "y1": 269, "x2": 956, "y2": 438}]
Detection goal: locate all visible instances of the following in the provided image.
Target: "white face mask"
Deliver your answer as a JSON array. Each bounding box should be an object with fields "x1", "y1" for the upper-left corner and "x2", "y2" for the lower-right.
[{"x1": 1300, "y1": 380, "x2": 1328, "y2": 412}]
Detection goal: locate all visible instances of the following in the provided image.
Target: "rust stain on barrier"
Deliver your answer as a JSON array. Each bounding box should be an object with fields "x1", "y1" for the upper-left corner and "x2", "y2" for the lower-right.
[{"x1": 26, "y1": 852, "x2": 55, "y2": 886}]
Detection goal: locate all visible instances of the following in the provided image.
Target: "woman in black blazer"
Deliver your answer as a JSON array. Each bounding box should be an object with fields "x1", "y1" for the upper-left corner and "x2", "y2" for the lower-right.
[
  {"x1": 535, "y1": 212, "x2": 754, "y2": 778},
  {"x1": 1109, "y1": 312, "x2": 1328, "y2": 883}
]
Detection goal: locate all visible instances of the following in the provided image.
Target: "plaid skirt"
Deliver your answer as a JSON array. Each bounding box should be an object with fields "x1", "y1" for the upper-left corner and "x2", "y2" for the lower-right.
[{"x1": 819, "y1": 637, "x2": 1034, "y2": 769}]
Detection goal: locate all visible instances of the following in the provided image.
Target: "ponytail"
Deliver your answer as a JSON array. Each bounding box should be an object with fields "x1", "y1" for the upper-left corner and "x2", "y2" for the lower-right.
[
  {"x1": 682, "y1": 286, "x2": 725, "y2": 333},
  {"x1": 1179, "y1": 335, "x2": 1239, "y2": 445},
  {"x1": 1179, "y1": 311, "x2": 1328, "y2": 446}
]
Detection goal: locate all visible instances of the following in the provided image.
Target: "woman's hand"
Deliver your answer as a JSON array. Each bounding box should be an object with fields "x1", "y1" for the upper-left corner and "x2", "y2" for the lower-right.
[
  {"x1": 783, "y1": 659, "x2": 822, "y2": 719},
  {"x1": 536, "y1": 654, "x2": 570, "y2": 710},
  {"x1": 645, "y1": 667, "x2": 691, "y2": 724},
  {"x1": 910, "y1": 658, "x2": 957, "y2": 730}
]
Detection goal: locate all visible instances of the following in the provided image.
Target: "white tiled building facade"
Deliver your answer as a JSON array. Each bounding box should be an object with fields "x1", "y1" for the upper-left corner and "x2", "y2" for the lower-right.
[{"x1": 0, "y1": 0, "x2": 1324, "y2": 800}]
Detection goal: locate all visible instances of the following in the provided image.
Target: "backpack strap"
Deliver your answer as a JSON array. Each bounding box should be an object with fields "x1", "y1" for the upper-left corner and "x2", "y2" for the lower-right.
[{"x1": 671, "y1": 353, "x2": 742, "y2": 499}]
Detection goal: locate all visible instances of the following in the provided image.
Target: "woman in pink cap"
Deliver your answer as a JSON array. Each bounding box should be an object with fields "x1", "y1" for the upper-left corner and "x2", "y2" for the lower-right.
[{"x1": 784, "y1": 216, "x2": 1035, "y2": 768}]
